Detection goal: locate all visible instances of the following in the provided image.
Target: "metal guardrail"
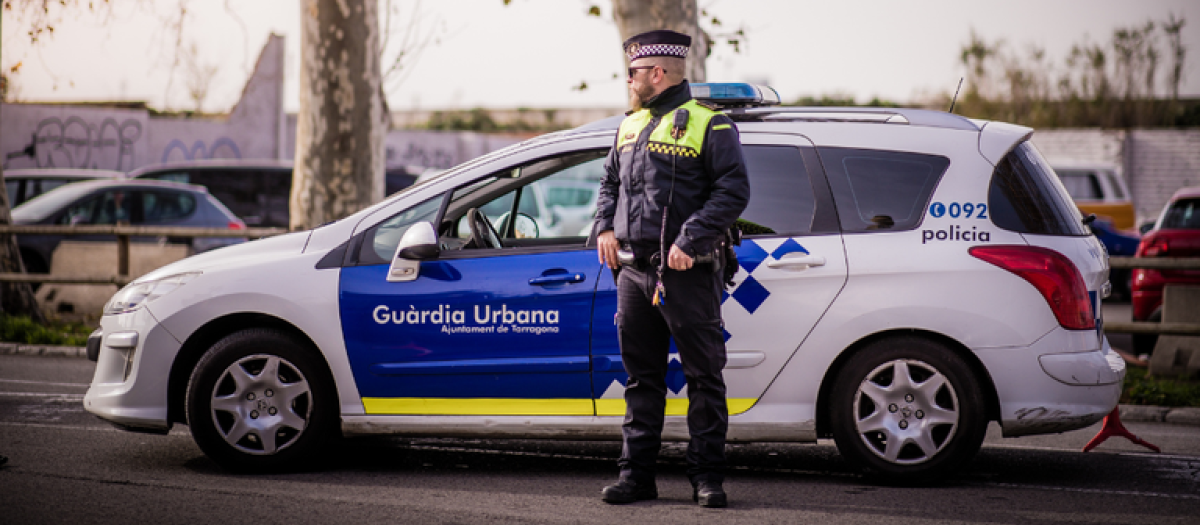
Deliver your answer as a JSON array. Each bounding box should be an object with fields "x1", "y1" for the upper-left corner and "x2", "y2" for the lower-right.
[
  {"x1": 1108, "y1": 257, "x2": 1200, "y2": 270},
  {"x1": 1104, "y1": 256, "x2": 1200, "y2": 336},
  {"x1": 0, "y1": 224, "x2": 288, "y2": 286},
  {"x1": 0, "y1": 234, "x2": 1195, "y2": 335}
]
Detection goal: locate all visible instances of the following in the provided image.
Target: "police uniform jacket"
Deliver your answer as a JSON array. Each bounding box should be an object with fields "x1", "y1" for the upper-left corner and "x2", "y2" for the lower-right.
[{"x1": 595, "y1": 81, "x2": 750, "y2": 260}]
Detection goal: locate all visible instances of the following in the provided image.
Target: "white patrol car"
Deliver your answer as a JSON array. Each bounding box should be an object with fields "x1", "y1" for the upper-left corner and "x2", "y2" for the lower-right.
[{"x1": 84, "y1": 84, "x2": 1123, "y2": 483}]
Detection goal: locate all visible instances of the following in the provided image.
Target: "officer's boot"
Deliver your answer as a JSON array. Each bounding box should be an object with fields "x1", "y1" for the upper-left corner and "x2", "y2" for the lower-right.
[
  {"x1": 692, "y1": 479, "x2": 727, "y2": 508},
  {"x1": 600, "y1": 477, "x2": 658, "y2": 504}
]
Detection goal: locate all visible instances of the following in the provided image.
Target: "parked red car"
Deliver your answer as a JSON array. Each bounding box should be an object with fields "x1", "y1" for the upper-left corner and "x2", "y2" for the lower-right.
[{"x1": 1131, "y1": 186, "x2": 1200, "y2": 354}]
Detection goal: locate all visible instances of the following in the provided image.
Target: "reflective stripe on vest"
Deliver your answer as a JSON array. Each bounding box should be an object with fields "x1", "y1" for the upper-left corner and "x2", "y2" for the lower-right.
[{"x1": 616, "y1": 100, "x2": 720, "y2": 158}]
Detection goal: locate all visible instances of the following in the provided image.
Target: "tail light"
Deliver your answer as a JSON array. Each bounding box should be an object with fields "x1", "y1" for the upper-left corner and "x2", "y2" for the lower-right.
[
  {"x1": 228, "y1": 220, "x2": 246, "y2": 230},
  {"x1": 1138, "y1": 237, "x2": 1169, "y2": 257},
  {"x1": 969, "y1": 245, "x2": 1095, "y2": 330}
]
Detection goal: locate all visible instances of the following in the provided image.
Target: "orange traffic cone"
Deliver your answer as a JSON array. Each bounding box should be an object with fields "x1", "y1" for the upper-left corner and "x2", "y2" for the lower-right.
[{"x1": 1081, "y1": 407, "x2": 1161, "y2": 453}]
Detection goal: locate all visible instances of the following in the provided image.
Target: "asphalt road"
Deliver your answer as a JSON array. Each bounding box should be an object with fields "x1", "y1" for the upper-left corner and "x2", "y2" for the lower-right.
[{"x1": 1, "y1": 354, "x2": 1198, "y2": 525}]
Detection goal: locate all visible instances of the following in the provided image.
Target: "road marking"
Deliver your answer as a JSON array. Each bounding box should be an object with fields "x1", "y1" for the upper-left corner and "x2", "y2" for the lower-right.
[
  {"x1": 986, "y1": 443, "x2": 1200, "y2": 461},
  {"x1": 0, "y1": 379, "x2": 89, "y2": 388},
  {"x1": 0, "y1": 421, "x2": 190, "y2": 435},
  {"x1": 0, "y1": 421, "x2": 120, "y2": 432},
  {"x1": 0, "y1": 392, "x2": 85, "y2": 400},
  {"x1": 404, "y1": 443, "x2": 857, "y2": 479},
  {"x1": 979, "y1": 481, "x2": 1200, "y2": 501}
]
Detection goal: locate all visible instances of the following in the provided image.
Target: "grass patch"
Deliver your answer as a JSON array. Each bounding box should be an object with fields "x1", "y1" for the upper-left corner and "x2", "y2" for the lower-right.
[
  {"x1": 0, "y1": 315, "x2": 94, "y2": 347},
  {"x1": 1121, "y1": 366, "x2": 1200, "y2": 407}
]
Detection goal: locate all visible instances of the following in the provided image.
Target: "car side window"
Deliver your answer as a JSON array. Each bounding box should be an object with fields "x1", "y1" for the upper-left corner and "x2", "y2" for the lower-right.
[
  {"x1": 820, "y1": 147, "x2": 949, "y2": 233},
  {"x1": 185, "y1": 171, "x2": 265, "y2": 226},
  {"x1": 57, "y1": 190, "x2": 133, "y2": 225},
  {"x1": 357, "y1": 195, "x2": 444, "y2": 265},
  {"x1": 1056, "y1": 170, "x2": 1102, "y2": 200},
  {"x1": 354, "y1": 150, "x2": 606, "y2": 266},
  {"x1": 262, "y1": 170, "x2": 292, "y2": 228},
  {"x1": 142, "y1": 191, "x2": 197, "y2": 223},
  {"x1": 447, "y1": 151, "x2": 606, "y2": 243},
  {"x1": 739, "y1": 145, "x2": 817, "y2": 236},
  {"x1": 5, "y1": 181, "x2": 20, "y2": 205}
]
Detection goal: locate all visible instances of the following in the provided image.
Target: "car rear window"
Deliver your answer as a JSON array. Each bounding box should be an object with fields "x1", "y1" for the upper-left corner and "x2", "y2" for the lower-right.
[
  {"x1": 142, "y1": 191, "x2": 197, "y2": 222},
  {"x1": 989, "y1": 142, "x2": 1089, "y2": 236},
  {"x1": 820, "y1": 147, "x2": 949, "y2": 233},
  {"x1": 1160, "y1": 198, "x2": 1200, "y2": 229}
]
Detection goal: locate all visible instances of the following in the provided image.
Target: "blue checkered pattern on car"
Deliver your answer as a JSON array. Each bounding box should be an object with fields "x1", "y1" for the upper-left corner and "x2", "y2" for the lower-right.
[{"x1": 723, "y1": 238, "x2": 809, "y2": 316}]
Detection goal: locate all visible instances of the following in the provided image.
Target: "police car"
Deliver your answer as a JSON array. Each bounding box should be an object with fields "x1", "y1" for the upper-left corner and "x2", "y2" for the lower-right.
[{"x1": 84, "y1": 83, "x2": 1123, "y2": 483}]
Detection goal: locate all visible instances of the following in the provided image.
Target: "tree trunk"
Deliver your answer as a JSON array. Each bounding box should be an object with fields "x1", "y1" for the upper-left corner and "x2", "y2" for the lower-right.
[
  {"x1": 291, "y1": 0, "x2": 386, "y2": 231},
  {"x1": 611, "y1": 0, "x2": 706, "y2": 82},
  {"x1": 0, "y1": 107, "x2": 47, "y2": 323}
]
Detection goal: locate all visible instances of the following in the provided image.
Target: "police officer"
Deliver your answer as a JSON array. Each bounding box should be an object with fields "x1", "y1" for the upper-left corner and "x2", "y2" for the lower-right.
[{"x1": 594, "y1": 29, "x2": 749, "y2": 508}]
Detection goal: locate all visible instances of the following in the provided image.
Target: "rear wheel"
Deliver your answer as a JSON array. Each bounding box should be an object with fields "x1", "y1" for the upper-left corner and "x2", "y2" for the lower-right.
[
  {"x1": 186, "y1": 328, "x2": 339, "y2": 472},
  {"x1": 1132, "y1": 309, "x2": 1161, "y2": 356},
  {"x1": 831, "y1": 336, "x2": 987, "y2": 484},
  {"x1": 19, "y1": 250, "x2": 47, "y2": 292}
]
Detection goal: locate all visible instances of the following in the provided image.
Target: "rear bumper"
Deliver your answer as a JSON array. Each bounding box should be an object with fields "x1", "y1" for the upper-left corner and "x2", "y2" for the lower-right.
[{"x1": 977, "y1": 330, "x2": 1125, "y2": 437}]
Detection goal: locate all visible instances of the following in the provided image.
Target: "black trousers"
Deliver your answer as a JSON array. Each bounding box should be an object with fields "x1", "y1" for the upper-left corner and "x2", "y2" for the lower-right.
[{"x1": 615, "y1": 262, "x2": 728, "y2": 484}]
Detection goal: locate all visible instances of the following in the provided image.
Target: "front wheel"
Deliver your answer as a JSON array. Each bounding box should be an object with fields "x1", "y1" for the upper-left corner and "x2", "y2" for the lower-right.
[
  {"x1": 830, "y1": 336, "x2": 987, "y2": 484},
  {"x1": 186, "y1": 328, "x2": 339, "y2": 472}
]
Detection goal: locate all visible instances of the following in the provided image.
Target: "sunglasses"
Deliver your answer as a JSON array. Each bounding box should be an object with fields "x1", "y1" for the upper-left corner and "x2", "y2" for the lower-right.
[{"x1": 628, "y1": 65, "x2": 663, "y2": 77}]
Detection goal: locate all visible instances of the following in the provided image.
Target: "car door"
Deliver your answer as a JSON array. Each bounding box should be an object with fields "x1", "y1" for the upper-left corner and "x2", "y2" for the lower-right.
[
  {"x1": 339, "y1": 150, "x2": 609, "y2": 417},
  {"x1": 590, "y1": 134, "x2": 849, "y2": 416}
]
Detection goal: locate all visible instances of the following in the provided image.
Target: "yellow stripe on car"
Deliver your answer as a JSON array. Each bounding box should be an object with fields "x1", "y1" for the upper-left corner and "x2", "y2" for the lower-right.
[
  {"x1": 363, "y1": 397, "x2": 595, "y2": 415},
  {"x1": 362, "y1": 397, "x2": 758, "y2": 416}
]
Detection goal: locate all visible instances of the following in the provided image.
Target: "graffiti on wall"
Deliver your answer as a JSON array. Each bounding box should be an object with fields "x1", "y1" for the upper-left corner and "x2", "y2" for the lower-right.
[
  {"x1": 388, "y1": 143, "x2": 458, "y2": 170},
  {"x1": 160, "y1": 138, "x2": 242, "y2": 163},
  {"x1": 4, "y1": 116, "x2": 143, "y2": 170}
]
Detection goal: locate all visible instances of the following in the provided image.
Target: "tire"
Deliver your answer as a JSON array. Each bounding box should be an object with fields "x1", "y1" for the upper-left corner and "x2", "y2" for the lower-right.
[
  {"x1": 20, "y1": 250, "x2": 47, "y2": 293},
  {"x1": 186, "y1": 328, "x2": 339, "y2": 472},
  {"x1": 1131, "y1": 309, "x2": 1161, "y2": 357},
  {"x1": 830, "y1": 336, "x2": 987, "y2": 485}
]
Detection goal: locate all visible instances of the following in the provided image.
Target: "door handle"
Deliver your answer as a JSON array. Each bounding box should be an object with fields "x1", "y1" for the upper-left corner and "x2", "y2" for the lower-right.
[
  {"x1": 766, "y1": 253, "x2": 826, "y2": 270},
  {"x1": 529, "y1": 273, "x2": 586, "y2": 286}
]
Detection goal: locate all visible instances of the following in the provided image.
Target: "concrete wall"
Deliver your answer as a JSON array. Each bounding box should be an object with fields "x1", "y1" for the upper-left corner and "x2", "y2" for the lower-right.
[
  {"x1": 1, "y1": 104, "x2": 151, "y2": 171},
  {"x1": 2, "y1": 34, "x2": 520, "y2": 175},
  {"x1": 1126, "y1": 130, "x2": 1200, "y2": 223},
  {"x1": 1034, "y1": 129, "x2": 1200, "y2": 225}
]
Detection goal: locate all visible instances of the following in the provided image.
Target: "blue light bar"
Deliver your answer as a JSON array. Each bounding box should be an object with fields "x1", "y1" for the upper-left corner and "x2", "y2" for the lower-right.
[{"x1": 690, "y1": 83, "x2": 781, "y2": 107}]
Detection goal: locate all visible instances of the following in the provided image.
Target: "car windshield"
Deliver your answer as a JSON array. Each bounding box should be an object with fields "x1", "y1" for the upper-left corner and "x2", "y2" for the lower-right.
[
  {"x1": 11, "y1": 182, "x2": 106, "y2": 222},
  {"x1": 1160, "y1": 198, "x2": 1200, "y2": 229}
]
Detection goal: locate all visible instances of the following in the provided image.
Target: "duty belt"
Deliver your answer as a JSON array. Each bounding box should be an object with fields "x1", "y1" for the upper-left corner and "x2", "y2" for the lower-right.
[
  {"x1": 617, "y1": 248, "x2": 716, "y2": 270},
  {"x1": 617, "y1": 249, "x2": 656, "y2": 271}
]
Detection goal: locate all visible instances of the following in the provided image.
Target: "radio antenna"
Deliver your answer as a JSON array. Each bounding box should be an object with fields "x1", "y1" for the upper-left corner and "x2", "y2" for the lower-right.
[{"x1": 948, "y1": 77, "x2": 964, "y2": 114}]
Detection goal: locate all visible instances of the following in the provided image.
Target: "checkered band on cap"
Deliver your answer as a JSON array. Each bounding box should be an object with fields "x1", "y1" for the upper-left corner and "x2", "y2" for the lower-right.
[{"x1": 626, "y1": 43, "x2": 690, "y2": 61}]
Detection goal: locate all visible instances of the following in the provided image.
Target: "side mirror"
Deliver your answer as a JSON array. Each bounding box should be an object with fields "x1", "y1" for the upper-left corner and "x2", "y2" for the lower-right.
[
  {"x1": 388, "y1": 222, "x2": 438, "y2": 282},
  {"x1": 1138, "y1": 221, "x2": 1155, "y2": 235}
]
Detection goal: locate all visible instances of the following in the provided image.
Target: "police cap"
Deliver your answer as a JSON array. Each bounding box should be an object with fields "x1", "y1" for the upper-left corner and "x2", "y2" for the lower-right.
[{"x1": 624, "y1": 29, "x2": 691, "y2": 61}]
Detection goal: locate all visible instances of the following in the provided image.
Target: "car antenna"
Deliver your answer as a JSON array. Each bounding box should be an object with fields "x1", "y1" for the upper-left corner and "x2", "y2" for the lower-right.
[{"x1": 948, "y1": 77, "x2": 964, "y2": 114}]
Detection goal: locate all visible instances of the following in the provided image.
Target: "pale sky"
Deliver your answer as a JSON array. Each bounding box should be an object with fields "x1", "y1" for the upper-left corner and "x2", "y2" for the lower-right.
[{"x1": 3, "y1": 0, "x2": 1199, "y2": 114}]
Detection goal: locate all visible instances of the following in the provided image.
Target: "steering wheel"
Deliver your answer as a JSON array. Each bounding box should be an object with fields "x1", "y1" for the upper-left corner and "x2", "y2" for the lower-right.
[{"x1": 467, "y1": 208, "x2": 502, "y2": 249}]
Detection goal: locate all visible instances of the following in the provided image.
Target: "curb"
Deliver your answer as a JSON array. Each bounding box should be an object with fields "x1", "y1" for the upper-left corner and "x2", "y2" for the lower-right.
[
  {"x1": 1115, "y1": 404, "x2": 1200, "y2": 427},
  {"x1": 3, "y1": 343, "x2": 1198, "y2": 427},
  {"x1": 0, "y1": 342, "x2": 87, "y2": 358}
]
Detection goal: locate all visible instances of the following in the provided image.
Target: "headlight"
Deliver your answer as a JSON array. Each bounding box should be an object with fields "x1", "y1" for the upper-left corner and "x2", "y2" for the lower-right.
[{"x1": 104, "y1": 272, "x2": 201, "y2": 315}]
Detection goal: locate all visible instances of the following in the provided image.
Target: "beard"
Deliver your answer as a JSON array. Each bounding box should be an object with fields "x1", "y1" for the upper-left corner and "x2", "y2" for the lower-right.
[{"x1": 628, "y1": 83, "x2": 654, "y2": 111}]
